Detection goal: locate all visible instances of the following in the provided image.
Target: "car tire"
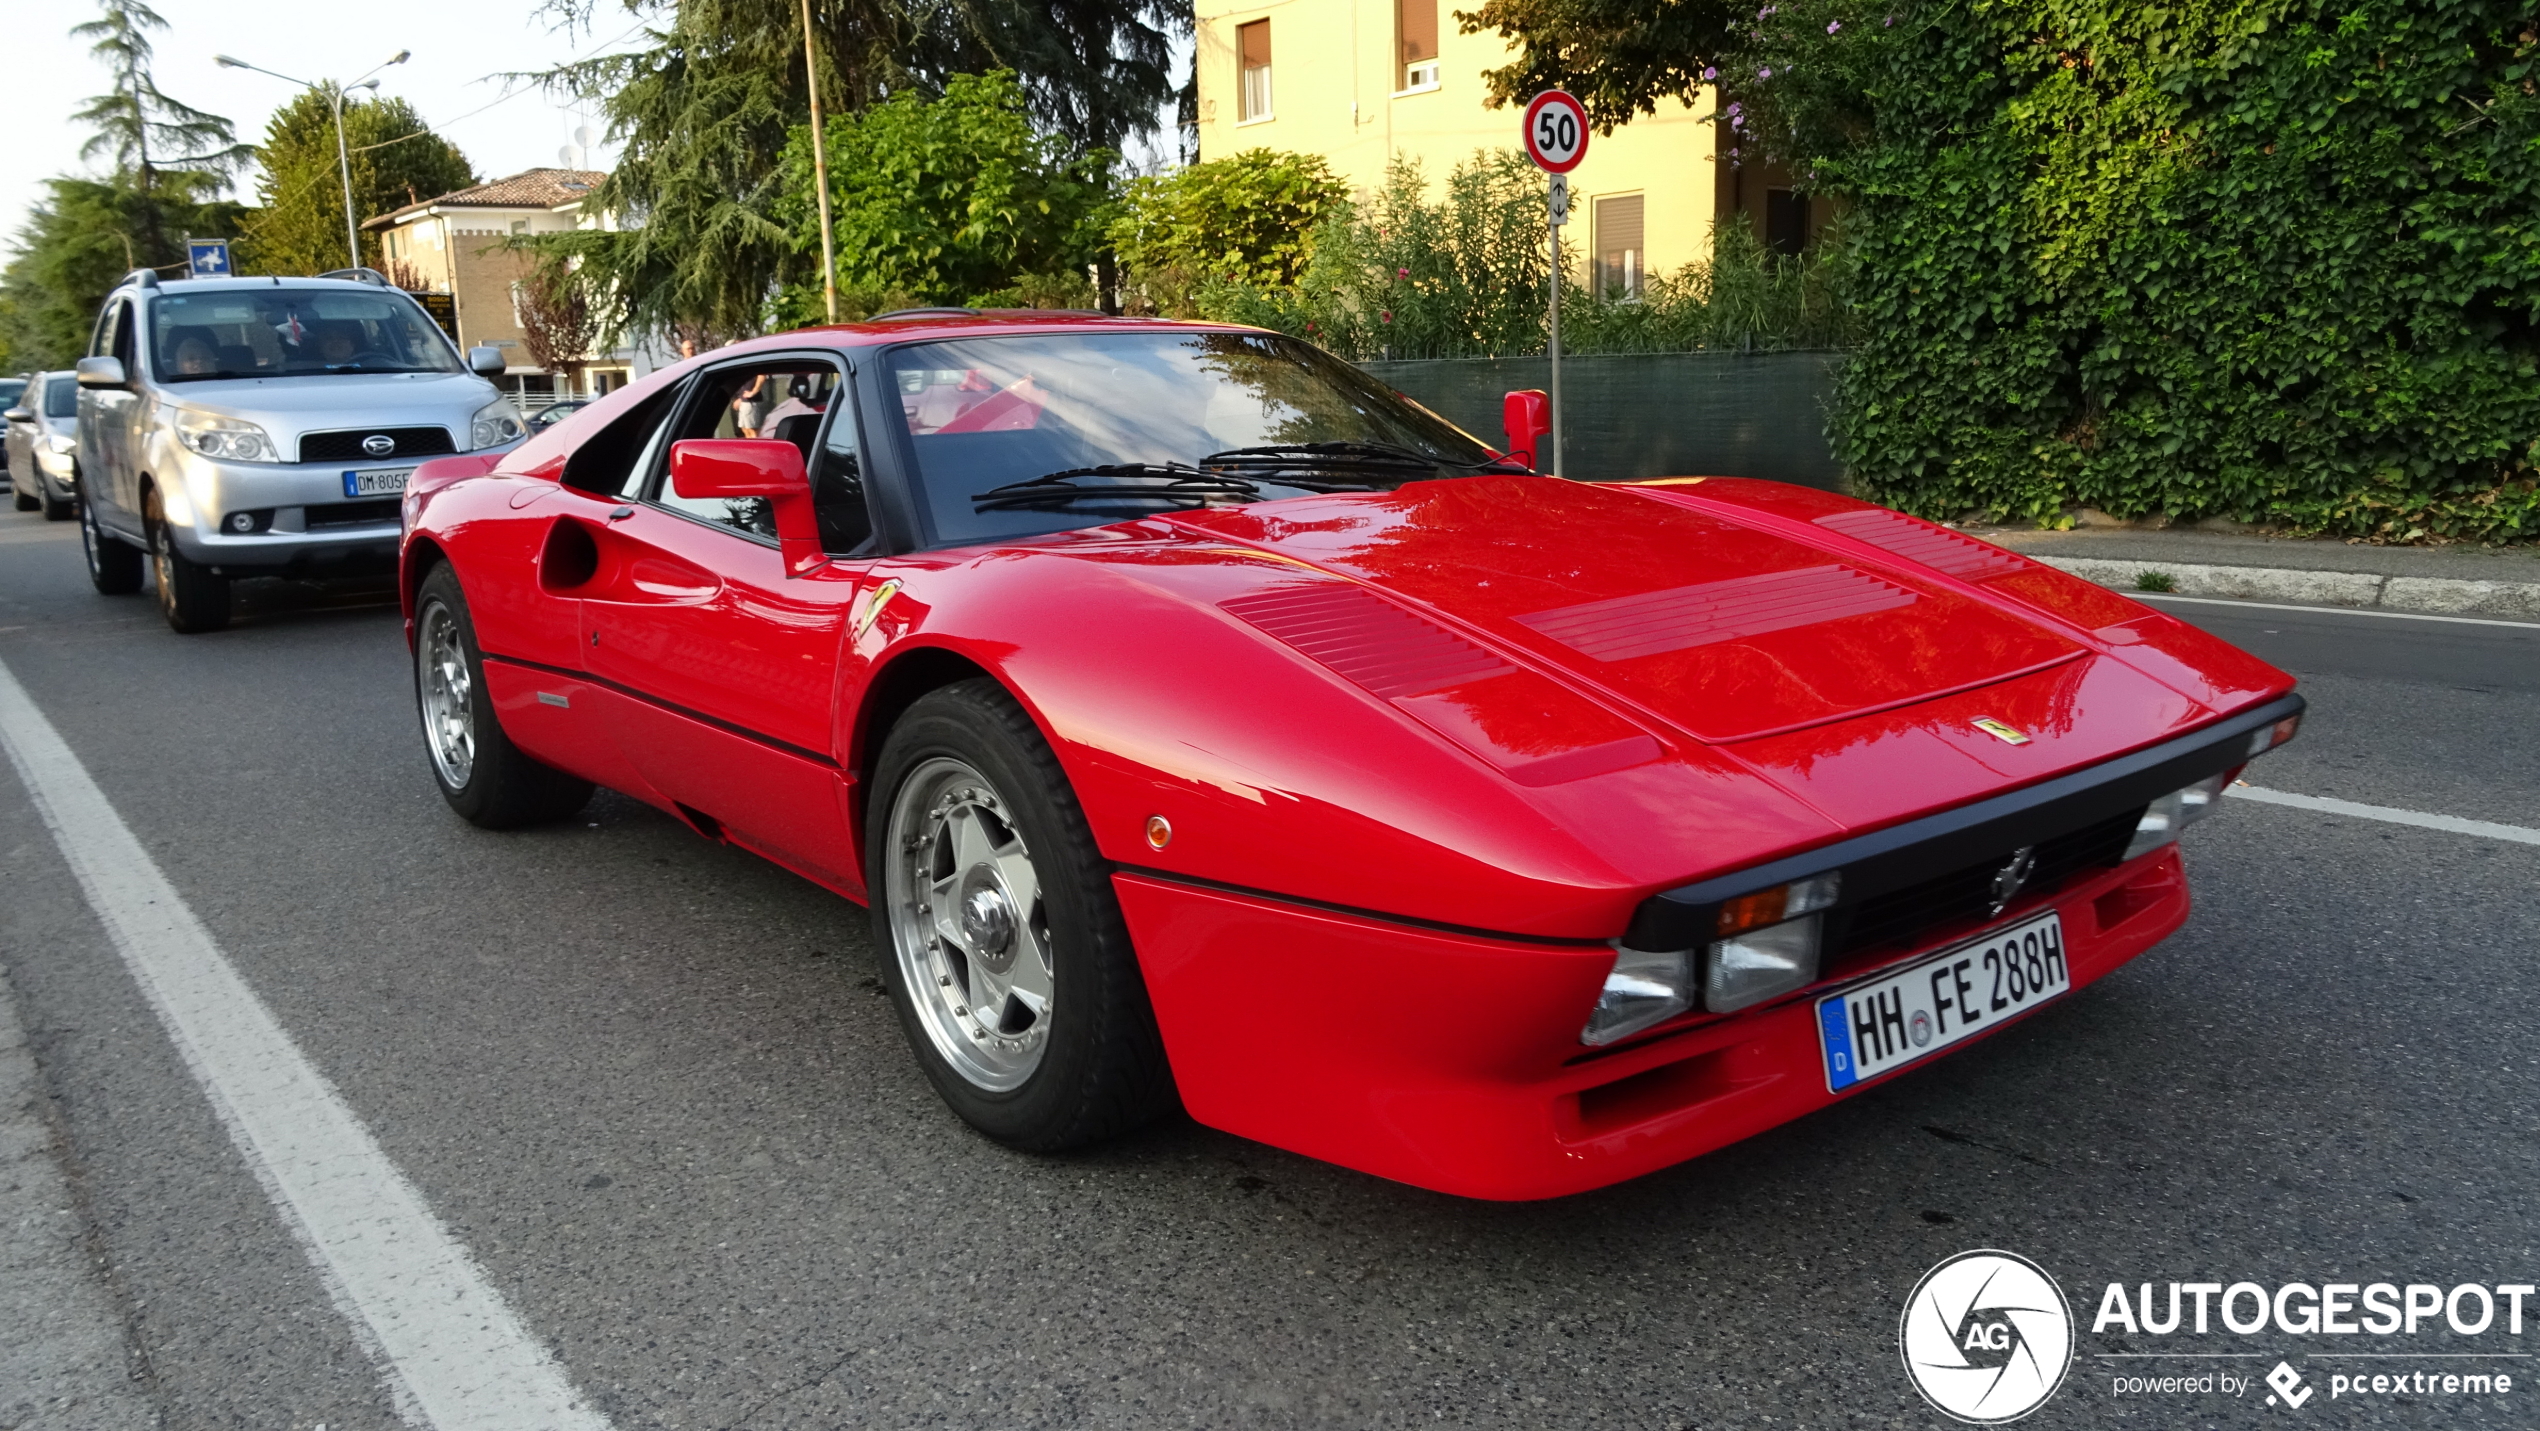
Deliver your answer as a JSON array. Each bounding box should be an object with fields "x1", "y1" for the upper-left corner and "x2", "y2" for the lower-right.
[
  {"x1": 868, "y1": 678, "x2": 1175, "y2": 1152},
  {"x1": 11, "y1": 481, "x2": 36, "y2": 512},
  {"x1": 144, "y1": 489, "x2": 229, "y2": 634},
  {"x1": 413, "y1": 563, "x2": 594, "y2": 828},
  {"x1": 40, "y1": 482, "x2": 73, "y2": 522},
  {"x1": 80, "y1": 493, "x2": 144, "y2": 595}
]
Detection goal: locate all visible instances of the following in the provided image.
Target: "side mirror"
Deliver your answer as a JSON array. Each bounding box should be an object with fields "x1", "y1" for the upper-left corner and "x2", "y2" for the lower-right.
[
  {"x1": 1502, "y1": 389, "x2": 1551, "y2": 472},
  {"x1": 668, "y1": 439, "x2": 824, "y2": 574},
  {"x1": 468, "y1": 345, "x2": 507, "y2": 376},
  {"x1": 75, "y1": 356, "x2": 128, "y2": 390},
  {"x1": 2, "y1": 408, "x2": 30, "y2": 424}
]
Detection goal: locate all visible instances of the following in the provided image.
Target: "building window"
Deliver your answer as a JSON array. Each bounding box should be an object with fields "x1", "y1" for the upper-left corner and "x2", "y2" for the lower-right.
[
  {"x1": 1238, "y1": 21, "x2": 1273, "y2": 122},
  {"x1": 510, "y1": 220, "x2": 530, "y2": 236},
  {"x1": 1765, "y1": 189, "x2": 1810, "y2": 256},
  {"x1": 1595, "y1": 194, "x2": 1644, "y2": 300},
  {"x1": 1396, "y1": 0, "x2": 1439, "y2": 90}
]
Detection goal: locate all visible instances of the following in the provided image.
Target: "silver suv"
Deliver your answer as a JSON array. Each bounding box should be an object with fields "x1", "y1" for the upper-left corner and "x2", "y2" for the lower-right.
[{"x1": 74, "y1": 268, "x2": 524, "y2": 632}]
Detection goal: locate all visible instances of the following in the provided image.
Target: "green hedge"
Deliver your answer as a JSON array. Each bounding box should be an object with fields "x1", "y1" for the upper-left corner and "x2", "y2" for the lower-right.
[{"x1": 1735, "y1": 0, "x2": 2540, "y2": 540}]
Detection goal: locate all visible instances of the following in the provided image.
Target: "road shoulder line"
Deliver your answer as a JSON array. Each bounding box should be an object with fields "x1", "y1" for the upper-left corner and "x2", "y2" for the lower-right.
[
  {"x1": 0, "y1": 655, "x2": 611, "y2": 1431},
  {"x1": 2235, "y1": 786, "x2": 2540, "y2": 847}
]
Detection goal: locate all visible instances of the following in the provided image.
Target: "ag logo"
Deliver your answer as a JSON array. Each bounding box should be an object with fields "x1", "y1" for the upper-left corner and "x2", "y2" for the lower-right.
[{"x1": 1900, "y1": 1249, "x2": 2073, "y2": 1423}]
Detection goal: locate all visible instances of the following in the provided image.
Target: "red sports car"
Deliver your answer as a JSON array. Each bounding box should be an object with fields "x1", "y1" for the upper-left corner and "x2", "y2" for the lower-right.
[{"x1": 399, "y1": 312, "x2": 2300, "y2": 1200}]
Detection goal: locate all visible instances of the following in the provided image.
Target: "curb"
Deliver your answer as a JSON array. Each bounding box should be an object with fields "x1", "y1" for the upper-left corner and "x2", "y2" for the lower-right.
[{"x1": 2033, "y1": 556, "x2": 2540, "y2": 621}]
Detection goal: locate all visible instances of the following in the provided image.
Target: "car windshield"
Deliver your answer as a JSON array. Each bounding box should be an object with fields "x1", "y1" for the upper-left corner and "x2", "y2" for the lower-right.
[
  {"x1": 150, "y1": 287, "x2": 463, "y2": 382},
  {"x1": 0, "y1": 380, "x2": 23, "y2": 408},
  {"x1": 881, "y1": 330, "x2": 1511, "y2": 547},
  {"x1": 43, "y1": 376, "x2": 76, "y2": 418}
]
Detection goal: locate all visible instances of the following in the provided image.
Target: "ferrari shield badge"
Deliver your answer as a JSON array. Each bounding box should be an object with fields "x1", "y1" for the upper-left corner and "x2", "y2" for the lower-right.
[{"x1": 1971, "y1": 716, "x2": 2031, "y2": 746}]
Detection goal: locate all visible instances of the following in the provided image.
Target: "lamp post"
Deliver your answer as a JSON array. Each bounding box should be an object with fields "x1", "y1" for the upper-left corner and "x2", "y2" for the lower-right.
[{"x1": 217, "y1": 50, "x2": 411, "y2": 271}]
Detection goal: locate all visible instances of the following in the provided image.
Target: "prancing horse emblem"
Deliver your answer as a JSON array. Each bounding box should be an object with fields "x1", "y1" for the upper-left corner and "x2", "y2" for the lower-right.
[
  {"x1": 1989, "y1": 846, "x2": 2038, "y2": 917},
  {"x1": 1971, "y1": 716, "x2": 2030, "y2": 745},
  {"x1": 361, "y1": 434, "x2": 397, "y2": 457}
]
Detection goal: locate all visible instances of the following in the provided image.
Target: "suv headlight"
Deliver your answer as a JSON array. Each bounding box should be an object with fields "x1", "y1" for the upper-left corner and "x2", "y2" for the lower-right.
[
  {"x1": 172, "y1": 408, "x2": 277, "y2": 463},
  {"x1": 471, "y1": 398, "x2": 525, "y2": 450},
  {"x1": 44, "y1": 434, "x2": 75, "y2": 455}
]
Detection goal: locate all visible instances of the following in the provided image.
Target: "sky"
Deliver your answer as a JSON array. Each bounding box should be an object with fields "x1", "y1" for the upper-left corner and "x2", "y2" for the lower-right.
[{"x1": 0, "y1": 0, "x2": 648, "y2": 247}]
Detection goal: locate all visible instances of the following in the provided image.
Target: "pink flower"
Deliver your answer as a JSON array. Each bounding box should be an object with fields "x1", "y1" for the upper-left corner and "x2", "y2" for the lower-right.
[
  {"x1": 1827, "y1": 19, "x2": 1841, "y2": 32},
  {"x1": 1702, "y1": 65, "x2": 1717, "y2": 80},
  {"x1": 1380, "y1": 311, "x2": 1393, "y2": 323},
  {"x1": 1397, "y1": 266, "x2": 1410, "y2": 278},
  {"x1": 1758, "y1": 66, "x2": 1773, "y2": 78}
]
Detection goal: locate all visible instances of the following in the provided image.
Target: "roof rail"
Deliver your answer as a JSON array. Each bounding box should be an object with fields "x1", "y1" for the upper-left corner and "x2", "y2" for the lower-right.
[
  {"x1": 316, "y1": 267, "x2": 393, "y2": 287},
  {"x1": 869, "y1": 307, "x2": 980, "y2": 321},
  {"x1": 120, "y1": 268, "x2": 161, "y2": 291}
]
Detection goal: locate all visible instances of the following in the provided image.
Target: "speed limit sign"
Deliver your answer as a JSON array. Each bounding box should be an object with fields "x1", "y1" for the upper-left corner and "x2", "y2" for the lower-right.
[{"x1": 1522, "y1": 89, "x2": 1588, "y2": 173}]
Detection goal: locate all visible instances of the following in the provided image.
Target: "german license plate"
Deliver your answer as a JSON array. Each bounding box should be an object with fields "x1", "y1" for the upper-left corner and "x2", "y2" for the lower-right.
[
  {"x1": 342, "y1": 467, "x2": 414, "y2": 497},
  {"x1": 1818, "y1": 911, "x2": 2067, "y2": 1091}
]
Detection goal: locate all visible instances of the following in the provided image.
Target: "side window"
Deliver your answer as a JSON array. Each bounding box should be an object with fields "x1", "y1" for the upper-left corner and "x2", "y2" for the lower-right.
[
  {"x1": 111, "y1": 303, "x2": 138, "y2": 367},
  {"x1": 814, "y1": 388, "x2": 873, "y2": 555},
  {"x1": 561, "y1": 386, "x2": 679, "y2": 498},
  {"x1": 91, "y1": 302, "x2": 125, "y2": 361},
  {"x1": 646, "y1": 361, "x2": 845, "y2": 541}
]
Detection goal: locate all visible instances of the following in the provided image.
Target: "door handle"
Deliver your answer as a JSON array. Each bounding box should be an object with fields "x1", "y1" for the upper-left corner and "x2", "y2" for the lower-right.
[{"x1": 608, "y1": 505, "x2": 635, "y2": 521}]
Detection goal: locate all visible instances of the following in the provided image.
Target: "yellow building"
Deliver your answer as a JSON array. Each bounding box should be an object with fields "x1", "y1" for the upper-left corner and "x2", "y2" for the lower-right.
[{"x1": 1192, "y1": 0, "x2": 1821, "y2": 289}]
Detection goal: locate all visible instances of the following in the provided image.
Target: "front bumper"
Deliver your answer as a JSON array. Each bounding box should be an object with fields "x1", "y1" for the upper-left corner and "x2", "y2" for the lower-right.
[
  {"x1": 1118, "y1": 845, "x2": 2189, "y2": 1200},
  {"x1": 158, "y1": 441, "x2": 515, "y2": 576}
]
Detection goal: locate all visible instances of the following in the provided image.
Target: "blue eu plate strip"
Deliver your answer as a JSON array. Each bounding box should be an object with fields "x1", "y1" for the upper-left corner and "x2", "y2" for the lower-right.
[
  {"x1": 341, "y1": 471, "x2": 360, "y2": 498},
  {"x1": 1819, "y1": 996, "x2": 1859, "y2": 1091}
]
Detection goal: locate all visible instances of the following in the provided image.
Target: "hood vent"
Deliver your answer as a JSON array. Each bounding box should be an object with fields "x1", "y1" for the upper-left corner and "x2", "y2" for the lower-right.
[
  {"x1": 1223, "y1": 584, "x2": 1514, "y2": 698},
  {"x1": 1813, "y1": 508, "x2": 2024, "y2": 581},
  {"x1": 1517, "y1": 564, "x2": 1918, "y2": 662}
]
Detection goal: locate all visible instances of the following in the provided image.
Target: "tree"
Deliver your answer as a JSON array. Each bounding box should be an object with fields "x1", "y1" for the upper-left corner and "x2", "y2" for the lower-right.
[
  {"x1": 1109, "y1": 150, "x2": 1347, "y2": 316},
  {"x1": 1451, "y1": 0, "x2": 1742, "y2": 130},
  {"x1": 525, "y1": 0, "x2": 1183, "y2": 340},
  {"x1": 514, "y1": 269, "x2": 599, "y2": 386},
  {"x1": 0, "y1": 175, "x2": 249, "y2": 370},
  {"x1": 772, "y1": 71, "x2": 1111, "y2": 318},
  {"x1": 241, "y1": 89, "x2": 473, "y2": 275},
  {"x1": 66, "y1": 0, "x2": 252, "y2": 267}
]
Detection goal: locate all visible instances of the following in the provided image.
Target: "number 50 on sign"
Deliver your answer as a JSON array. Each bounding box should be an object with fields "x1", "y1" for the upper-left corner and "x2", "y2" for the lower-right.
[{"x1": 1522, "y1": 90, "x2": 1589, "y2": 173}]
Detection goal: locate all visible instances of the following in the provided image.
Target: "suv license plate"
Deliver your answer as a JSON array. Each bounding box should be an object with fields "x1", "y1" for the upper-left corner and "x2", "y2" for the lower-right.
[
  {"x1": 1819, "y1": 910, "x2": 2067, "y2": 1091},
  {"x1": 343, "y1": 467, "x2": 415, "y2": 497}
]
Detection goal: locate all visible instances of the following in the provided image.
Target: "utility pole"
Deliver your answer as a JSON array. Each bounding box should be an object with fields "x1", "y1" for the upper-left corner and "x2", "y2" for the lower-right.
[
  {"x1": 799, "y1": 0, "x2": 838, "y2": 323},
  {"x1": 218, "y1": 50, "x2": 409, "y2": 272}
]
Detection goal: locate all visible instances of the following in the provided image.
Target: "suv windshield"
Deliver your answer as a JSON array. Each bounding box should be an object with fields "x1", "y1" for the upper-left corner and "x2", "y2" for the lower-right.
[
  {"x1": 883, "y1": 330, "x2": 1512, "y2": 546},
  {"x1": 150, "y1": 287, "x2": 463, "y2": 382}
]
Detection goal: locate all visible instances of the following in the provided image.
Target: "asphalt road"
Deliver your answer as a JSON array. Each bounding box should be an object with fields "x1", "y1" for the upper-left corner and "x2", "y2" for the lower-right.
[{"x1": 0, "y1": 507, "x2": 2534, "y2": 1430}]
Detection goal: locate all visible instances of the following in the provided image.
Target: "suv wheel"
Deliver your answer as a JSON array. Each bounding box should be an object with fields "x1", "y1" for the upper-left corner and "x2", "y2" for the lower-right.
[
  {"x1": 80, "y1": 492, "x2": 144, "y2": 595},
  {"x1": 144, "y1": 487, "x2": 229, "y2": 633},
  {"x1": 11, "y1": 480, "x2": 36, "y2": 513},
  {"x1": 414, "y1": 563, "x2": 594, "y2": 828}
]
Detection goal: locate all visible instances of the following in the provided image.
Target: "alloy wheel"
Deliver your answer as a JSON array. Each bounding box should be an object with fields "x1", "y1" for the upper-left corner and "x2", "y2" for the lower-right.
[
  {"x1": 416, "y1": 599, "x2": 476, "y2": 790},
  {"x1": 884, "y1": 756, "x2": 1054, "y2": 1091}
]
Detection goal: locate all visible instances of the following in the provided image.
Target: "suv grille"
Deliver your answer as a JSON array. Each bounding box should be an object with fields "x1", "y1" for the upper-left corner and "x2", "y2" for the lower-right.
[
  {"x1": 1827, "y1": 808, "x2": 2142, "y2": 966},
  {"x1": 298, "y1": 427, "x2": 454, "y2": 463},
  {"x1": 305, "y1": 499, "x2": 402, "y2": 528}
]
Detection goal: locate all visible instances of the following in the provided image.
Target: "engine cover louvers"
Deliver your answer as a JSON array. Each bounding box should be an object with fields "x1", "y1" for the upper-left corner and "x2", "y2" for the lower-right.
[
  {"x1": 1221, "y1": 584, "x2": 1514, "y2": 698},
  {"x1": 1812, "y1": 508, "x2": 2026, "y2": 581},
  {"x1": 1516, "y1": 564, "x2": 1918, "y2": 662}
]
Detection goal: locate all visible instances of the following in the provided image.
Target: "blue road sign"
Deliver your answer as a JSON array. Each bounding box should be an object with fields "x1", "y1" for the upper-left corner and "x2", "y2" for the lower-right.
[{"x1": 186, "y1": 239, "x2": 232, "y2": 278}]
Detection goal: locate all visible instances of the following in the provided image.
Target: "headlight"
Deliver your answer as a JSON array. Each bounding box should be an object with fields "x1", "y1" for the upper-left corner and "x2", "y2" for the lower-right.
[
  {"x1": 2123, "y1": 772, "x2": 2229, "y2": 861},
  {"x1": 172, "y1": 408, "x2": 277, "y2": 463},
  {"x1": 44, "y1": 434, "x2": 74, "y2": 456},
  {"x1": 471, "y1": 398, "x2": 525, "y2": 450},
  {"x1": 1582, "y1": 871, "x2": 1842, "y2": 1043}
]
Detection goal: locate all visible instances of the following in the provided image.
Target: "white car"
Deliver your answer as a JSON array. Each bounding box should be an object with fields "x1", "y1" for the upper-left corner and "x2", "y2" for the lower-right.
[
  {"x1": 5, "y1": 370, "x2": 82, "y2": 520},
  {"x1": 74, "y1": 268, "x2": 525, "y2": 632}
]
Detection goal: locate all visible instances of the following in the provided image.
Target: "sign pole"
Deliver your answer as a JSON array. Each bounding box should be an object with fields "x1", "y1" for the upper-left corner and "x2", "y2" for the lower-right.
[
  {"x1": 800, "y1": 0, "x2": 839, "y2": 324},
  {"x1": 1521, "y1": 90, "x2": 1588, "y2": 479}
]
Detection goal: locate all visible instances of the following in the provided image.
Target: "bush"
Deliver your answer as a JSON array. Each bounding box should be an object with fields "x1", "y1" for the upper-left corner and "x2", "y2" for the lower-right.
[
  {"x1": 1110, "y1": 150, "x2": 1347, "y2": 316},
  {"x1": 1720, "y1": 0, "x2": 2540, "y2": 541},
  {"x1": 1201, "y1": 149, "x2": 1849, "y2": 359}
]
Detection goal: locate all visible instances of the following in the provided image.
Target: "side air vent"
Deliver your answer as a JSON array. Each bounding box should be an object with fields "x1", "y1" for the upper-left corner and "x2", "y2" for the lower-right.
[
  {"x1": 1813, "y1": 508, "x2": 2025, "y2": 581},
  {"x1": 1518, "y1": 564, "x2": 1916, "y2": 662},
  {"x1": 1222, "y1": 584, "x2": 1514, "y2": 698}
]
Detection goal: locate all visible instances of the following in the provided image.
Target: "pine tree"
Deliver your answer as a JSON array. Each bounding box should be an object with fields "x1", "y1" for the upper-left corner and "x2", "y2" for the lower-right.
[{"x1": 67, "y1": 0, "x2": 253, "y2": 269}]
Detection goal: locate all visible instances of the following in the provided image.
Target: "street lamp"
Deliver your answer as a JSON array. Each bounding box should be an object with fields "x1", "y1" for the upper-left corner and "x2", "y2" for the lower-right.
[{"x1": 217, "y1": 50, "x2": 411, "y2": 272}]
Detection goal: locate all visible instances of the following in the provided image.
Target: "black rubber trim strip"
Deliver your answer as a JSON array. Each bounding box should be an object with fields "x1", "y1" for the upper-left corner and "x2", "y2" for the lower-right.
[
  {"x1": 482, "y1": 651, "x2": 841, "y2": 769},
  {"x1": 1621, "y1": 691, "x2": 2306, "y2": 951},
  {"x1": 1113, "y1": 864, "x2": 1613, "y2": 949}
]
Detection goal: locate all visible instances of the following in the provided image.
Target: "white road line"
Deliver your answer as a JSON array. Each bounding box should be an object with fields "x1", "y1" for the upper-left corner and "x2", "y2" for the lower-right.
[
  {"x1": 2138, "y1": 592, "x2": 2540, "y2": 629},
  {"x1": 0, "y1": 657, "x2": 611, "y2": 1431},
  {"x1": 2236, "y1": 786, "x2": 2540, "y2": 847}
]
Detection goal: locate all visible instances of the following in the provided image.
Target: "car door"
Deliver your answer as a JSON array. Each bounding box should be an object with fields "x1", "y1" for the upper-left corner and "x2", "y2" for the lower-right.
[
  {"x1": 578, "y1": 356, "x2": 882, "y2": 891},
  {"x1": 79, "y1": 300, "x2": 146, "y2": 534}
]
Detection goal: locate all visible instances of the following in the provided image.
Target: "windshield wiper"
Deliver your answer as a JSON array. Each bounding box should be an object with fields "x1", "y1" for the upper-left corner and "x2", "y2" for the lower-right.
[
  {"x1": 973, "y1": 464, "x2": 1264, "y2": 512},
  {"x1": 1201, "y1": 441, "x2": 1531, "y2": 484}
]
